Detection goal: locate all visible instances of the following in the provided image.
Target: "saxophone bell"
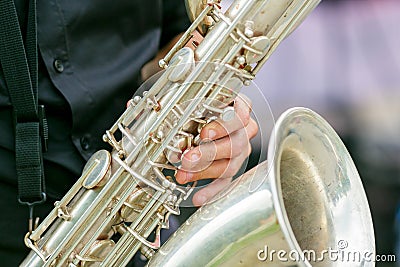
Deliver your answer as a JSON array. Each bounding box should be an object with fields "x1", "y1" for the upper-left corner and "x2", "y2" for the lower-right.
[{"x1": 147, "y1": 107, "x2": 375, "y2": 267}]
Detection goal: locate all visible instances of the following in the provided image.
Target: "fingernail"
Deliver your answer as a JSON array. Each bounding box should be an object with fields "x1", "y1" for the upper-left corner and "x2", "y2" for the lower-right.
[
  {"x1": 183, "y1": 149, "x2": 200, "y2": 166},
  {"x1": 208, "y1": 129, "x2": 216, "y2": 140},
  {"x1": 191, "y1": 152, "x2": 200, "y2": 161}
]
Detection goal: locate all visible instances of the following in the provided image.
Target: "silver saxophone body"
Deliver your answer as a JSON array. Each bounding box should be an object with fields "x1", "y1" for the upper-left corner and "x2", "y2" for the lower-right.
[{"x1": 21, "y1": 0, "x2": 375, "y2": 266}]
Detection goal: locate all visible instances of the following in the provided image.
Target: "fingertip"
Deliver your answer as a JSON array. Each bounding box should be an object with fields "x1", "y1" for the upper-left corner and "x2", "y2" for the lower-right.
[
  {"x1": 199, "y1": 129, "x2": 207, "y2": 140},
  {"x1": 175, "y1": 170, "x2": 187, "y2": 184},
  {"x1": 200, "y1": 126, "x2": 219, "y2": 141},
  {"x1": 192, "y1": 194, "x2": 207, "y2": 207},
  {"x1": 181, "y1": 148, "x2": 201, "y2": 170},
  {"x1": 207, "y1": 129, "x2": 217, "y2": 140}
]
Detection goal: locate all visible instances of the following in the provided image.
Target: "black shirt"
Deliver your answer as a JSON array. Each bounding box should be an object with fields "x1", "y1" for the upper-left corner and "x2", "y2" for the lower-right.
[{"x1": 0, "y1": 0, "x2": 189, "y2": 265}]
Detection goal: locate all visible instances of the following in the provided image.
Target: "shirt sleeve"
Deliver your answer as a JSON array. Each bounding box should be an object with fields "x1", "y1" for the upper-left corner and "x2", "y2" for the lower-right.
[{"x1": 160, "y1": 0, "x2": 191, "y2": 48}]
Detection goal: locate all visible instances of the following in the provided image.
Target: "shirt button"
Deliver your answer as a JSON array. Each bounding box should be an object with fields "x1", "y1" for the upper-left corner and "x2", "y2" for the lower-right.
[
  {"x1": 54, "y1": 59, "x2": 64, "y2": 73},
  {"x1": 80, "y1": 136, "x2": 90, "y2": 151}
]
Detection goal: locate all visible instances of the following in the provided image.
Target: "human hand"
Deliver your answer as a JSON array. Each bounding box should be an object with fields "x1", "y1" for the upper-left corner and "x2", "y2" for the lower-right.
[{"x1": 175, "y1": 94, "x2": 258, "y2": 206}]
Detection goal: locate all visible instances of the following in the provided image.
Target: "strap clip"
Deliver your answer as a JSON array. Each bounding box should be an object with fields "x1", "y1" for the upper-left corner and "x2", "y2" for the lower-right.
[{"x1": 18, "y1": 192, "x2": 46, "y2": 233}]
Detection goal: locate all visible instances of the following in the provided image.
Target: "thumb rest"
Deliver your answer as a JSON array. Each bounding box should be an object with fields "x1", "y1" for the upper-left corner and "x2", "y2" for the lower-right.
[{"x1": 20, "y1": 0, "x2": 374, "y2": 266}]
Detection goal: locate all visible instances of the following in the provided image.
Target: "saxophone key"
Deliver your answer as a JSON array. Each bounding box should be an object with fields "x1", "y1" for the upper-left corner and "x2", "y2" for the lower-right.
[
  {"x1": 81, "y1": 150, "x2": 112, "y2": 189},
  {"x1": 78, "y1": 240, "x2": 115, "y2": 267},
  {"x1": 167, "y1": 47, "x2": 195, "y2": 82}
]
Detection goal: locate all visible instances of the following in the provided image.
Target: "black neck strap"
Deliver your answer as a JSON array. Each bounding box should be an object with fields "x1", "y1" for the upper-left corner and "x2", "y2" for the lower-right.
[{"x1": 0, "y1": 0, "x2": 48, "y2": 224}]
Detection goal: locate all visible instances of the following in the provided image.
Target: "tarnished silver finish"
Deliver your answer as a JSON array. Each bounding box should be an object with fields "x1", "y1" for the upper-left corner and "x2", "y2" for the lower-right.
[
  {"x1": 148, "y1": 108, "x2": 375, "y2": 267},
  {"x1": 18, "y1": 1, "x2": 375, "y2": 267}
]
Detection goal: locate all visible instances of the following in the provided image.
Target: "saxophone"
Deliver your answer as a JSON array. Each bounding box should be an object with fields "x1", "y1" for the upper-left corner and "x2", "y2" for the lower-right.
[{"x1": 21, "y1": 0, "x2": 375, "y2": 266}]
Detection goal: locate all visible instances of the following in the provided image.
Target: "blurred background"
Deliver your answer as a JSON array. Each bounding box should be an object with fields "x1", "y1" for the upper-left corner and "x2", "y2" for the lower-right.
[{"x1": 246, "y1": 0, "x2": 399, "y2": 266}]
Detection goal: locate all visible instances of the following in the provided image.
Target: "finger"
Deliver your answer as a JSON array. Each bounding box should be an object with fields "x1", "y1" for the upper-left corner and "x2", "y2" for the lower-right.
[
  {"x1": 186, "y1": 30, "x2": 204, "y2": 52},
  {"x1": 200, "y1": 94, "x2": 252, "y2": 140},
  {"x1": 180, "y1": 118, "x2": 258, "y2": 171},
  {"x1": 192, "y1": 177, "x2": 233, "y2": 206},
  {"x1": 176, "y1": 159, "x2": 229, "y2": 184},
  {"x1": 176, "y1": 154, "x2": 247, "y2": 184},
  {"x1": 181, "y1": 129, "x2": 250, "y2": 172}
]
